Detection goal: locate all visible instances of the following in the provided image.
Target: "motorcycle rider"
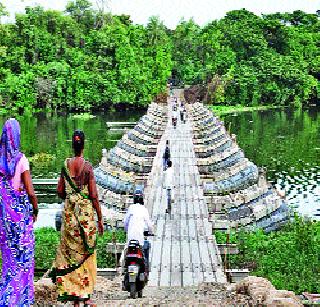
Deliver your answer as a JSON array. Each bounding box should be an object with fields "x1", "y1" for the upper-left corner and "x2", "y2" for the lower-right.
[{"x1": 122, "y1": 193, "x2": 153, "y2": 270}]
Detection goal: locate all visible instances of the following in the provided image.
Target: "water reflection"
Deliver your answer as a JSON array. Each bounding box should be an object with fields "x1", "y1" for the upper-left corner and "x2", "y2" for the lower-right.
[{"x1": 222, "y1": 107, "x2": 320, "y2": 220}]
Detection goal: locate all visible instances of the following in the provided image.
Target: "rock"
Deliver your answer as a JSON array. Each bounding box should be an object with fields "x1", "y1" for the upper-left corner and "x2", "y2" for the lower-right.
[
  {"x1": 265, "y1": 297, "x2": 303, "y2": 306},
  {"x1": 265, "y1": 290, "x2": 303, "y2": 306},
  {"x1": 234, "y1": 277, "x2": 303, "y2": 307},
  {"x1": 34, "y1": 277, "x2": 58, "y2": 304},
  {"x1": 235, "y1": 276, "x2": 274, "y2": 295}
]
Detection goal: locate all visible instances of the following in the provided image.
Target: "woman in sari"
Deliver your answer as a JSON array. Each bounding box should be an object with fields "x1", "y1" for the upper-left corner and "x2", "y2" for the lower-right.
[
  {"x1": 50, "y1": 130, "x2": 103, "y2": 307},
  {"x1": 0, "y1": 118, "x2": 38, "y2": 306}
]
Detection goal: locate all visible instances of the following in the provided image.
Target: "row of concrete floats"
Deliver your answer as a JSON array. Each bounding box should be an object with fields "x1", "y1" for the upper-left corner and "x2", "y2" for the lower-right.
[
  {"x1": 187, "y1": 102, "x2": 290, "y2": 232},
  {"x1": 94, "y1": 102, "x2": 167, "y2": 213}
]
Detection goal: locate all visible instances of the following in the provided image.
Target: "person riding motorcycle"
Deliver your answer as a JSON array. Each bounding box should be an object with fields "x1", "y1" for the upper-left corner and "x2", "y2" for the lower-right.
[{"x1": 121, "y1": 194, "x2": 153, "y2": 271}]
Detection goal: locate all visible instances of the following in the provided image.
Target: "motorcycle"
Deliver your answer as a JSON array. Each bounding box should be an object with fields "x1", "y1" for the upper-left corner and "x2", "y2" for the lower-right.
[{"x1": 123, "y1": 232, "x2": 153, "y2": 299}]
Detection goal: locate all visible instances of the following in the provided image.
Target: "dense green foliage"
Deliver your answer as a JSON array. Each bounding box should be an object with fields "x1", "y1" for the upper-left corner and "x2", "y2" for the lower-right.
[
  {"x1": 0, "y1": 1, "x2": 172, "y2": 113},
  {"x1": 0, "y1": 1, "x2": 319, "y2": 112},
  {"x1": 173, "y1": 10, "x2": 320, "y2": 107},
  {"x1": 34, "y1": 227, "x2": 126, "y2": 271},
  {"x1": 215, "y1": 217, "x2": 320, "y2": 293}
]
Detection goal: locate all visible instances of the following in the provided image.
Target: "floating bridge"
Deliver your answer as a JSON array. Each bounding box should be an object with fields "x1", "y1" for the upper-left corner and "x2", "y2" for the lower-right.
[{"x1": 95, "y1": 89, "x2": 289, "y2": 286}]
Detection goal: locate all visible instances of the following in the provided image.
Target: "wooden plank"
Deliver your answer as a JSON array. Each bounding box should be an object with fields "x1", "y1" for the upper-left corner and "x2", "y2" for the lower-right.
[
  {"x1": 181, "y1": 240, "x2": 191, "y2": 267},
  {"x1": 190, "y1": 241, "x2": 204, "y2": 284},
  {"x1": 159, "y1": 217, "x2": 172, "y2": 286},
  {"x1": 182, "y1": 271, "x2": 194, "y2": 287},
  {"x1": 150, "y1": 239, "x2": 163, "y2": 269},
  {"x1": 159, "y1": 241, "x2": 171, "y2": 286},
  {"x1": 149, "y1": 239, "x2": 162, "y2": 287},
  {"x1": 155, "y1": 218, "x2": 165, "y2": 239},
  {"x1": 188, "y1": 218, "x2": 196, "y2": 240}
]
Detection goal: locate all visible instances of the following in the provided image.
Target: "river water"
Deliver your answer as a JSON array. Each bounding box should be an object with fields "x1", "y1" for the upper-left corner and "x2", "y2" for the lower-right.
[
  {"x1": 0, "y1": 106, "x2": 319, "y2": 227},
  {"x1": 223, "y1": 107, "x2": 320, "y2": 220}
]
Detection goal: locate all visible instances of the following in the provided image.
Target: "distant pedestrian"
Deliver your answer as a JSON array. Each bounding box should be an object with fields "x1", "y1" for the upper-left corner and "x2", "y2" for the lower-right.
[
  {"x1": 172, "y1": 107, "x2": 178, "y2": 129},
  {"x1": 164, "y1": 160, "x2": 174, "y2": 214},
  {"x1": 179, "y1": 104, "x2": 185, "y2": 123},
  {"x1": 0, "y1": 118, "x2": 38, "y2": 306},
  {"x1": 163, "y1": 140, "x2": 171, "y2": 170}
]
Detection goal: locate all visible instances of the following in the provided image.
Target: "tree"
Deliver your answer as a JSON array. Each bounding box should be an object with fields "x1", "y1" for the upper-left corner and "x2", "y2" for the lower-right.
[
  {"x1": 65, "y1": 0, "x2": 92, "y2": 25},
  {"x1": 0, "y1": 1, "x2": 8, "y2": 23},
  {"x1": 95, "y1": 0, "x2": 109, "y2": 28}
]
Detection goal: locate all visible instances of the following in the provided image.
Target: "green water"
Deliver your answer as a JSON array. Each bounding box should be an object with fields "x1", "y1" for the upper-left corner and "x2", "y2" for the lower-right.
[
  {"x1": 222, "y1": 107, "x2": 319, "y2": 176},
  {"x1": 0, "y1": 111, "x2": 144, "y2": 178},
  {"x1": 0, "y1": 107, "x2": 319, "y2": 219},
  {"x1": 222, "y1": 107, "x2": 320, "y2": 219}
]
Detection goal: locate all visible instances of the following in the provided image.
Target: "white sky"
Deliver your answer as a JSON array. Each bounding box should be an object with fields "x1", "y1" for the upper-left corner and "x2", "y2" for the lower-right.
[{"x1": 1, "y1": 0, "x2": 320, "y2": 29}]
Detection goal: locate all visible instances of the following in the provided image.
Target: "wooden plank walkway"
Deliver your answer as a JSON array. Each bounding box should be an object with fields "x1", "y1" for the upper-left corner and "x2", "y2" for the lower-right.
[{"x1": 145, "y1": 91, "x2": 226, "y2": 287}]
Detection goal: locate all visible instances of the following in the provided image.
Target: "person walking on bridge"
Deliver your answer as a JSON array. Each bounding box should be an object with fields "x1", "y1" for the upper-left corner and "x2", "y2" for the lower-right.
[
  {"x1": 179, "y1": 103, "x2": 185, "y2": 124},
  {"x1": 172, "y1": 107, "x2": 178, "y2": 129},
  {"x1": 164, "y1": 160, "x2": 174, "y2": 214},
  {"x1": 163, "y1": 140, "x2": 171, "y2": 171}
]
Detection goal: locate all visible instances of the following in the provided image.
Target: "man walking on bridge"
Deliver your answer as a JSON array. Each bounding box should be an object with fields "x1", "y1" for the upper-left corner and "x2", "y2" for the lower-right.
[
  {"x1": 179, "y1": 103, "x2": 185, "y2": 124},
  {"x1": 164, "y1": 160, "x2": 174, "y2": 214},
  {"x1": 163, "y1": 140, "x2": 171, "y2": 170},
  {"x1": 172, "y1": 107, "x2": 178, "y2": 129}
]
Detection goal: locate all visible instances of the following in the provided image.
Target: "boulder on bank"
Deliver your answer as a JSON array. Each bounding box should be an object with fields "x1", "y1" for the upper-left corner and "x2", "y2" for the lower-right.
[
  {"x1": 235, "y1": 276, "x2": 303, "y2": 306},
  {"x1": 34, "y1": 277, "x2": 57, "y2": 304},
  {"x1": 265, "y1": 290, "x2": 304, "y2": 306}
]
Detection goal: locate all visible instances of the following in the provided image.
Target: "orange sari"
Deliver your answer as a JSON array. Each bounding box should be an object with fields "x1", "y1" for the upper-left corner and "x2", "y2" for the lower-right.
[{"x1": 50, "y1": 160, "x2": 97, "y2": 301}]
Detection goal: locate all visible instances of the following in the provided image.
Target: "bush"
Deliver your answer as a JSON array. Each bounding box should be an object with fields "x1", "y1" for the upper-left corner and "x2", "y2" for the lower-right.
[{"x1": 223, "y1": 217, "x2": 320, "y2": 293}]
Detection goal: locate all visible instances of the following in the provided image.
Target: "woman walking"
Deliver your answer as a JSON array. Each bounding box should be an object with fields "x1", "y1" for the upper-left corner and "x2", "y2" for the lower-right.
[
  {"x1": 50, "y1": 130, "x2": 103, "y2": 307},
  {"x1": 0, "y1": 118, "x2": 38, "y2": 306}
]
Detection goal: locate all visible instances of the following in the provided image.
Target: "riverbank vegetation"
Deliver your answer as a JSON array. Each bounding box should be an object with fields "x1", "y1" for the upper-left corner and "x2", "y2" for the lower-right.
[
  {"x1": 0, "y1": 1, "x2": 319, "y2": 113},
  {"x1": 175, "y1": 10, "x2": 319, "y2": 107},
  {"x1": 0, "y1": 0, "x2": 172, "y2": 113},
  {"x1": 215, "y1": 216, "x2": 320, "y2": 294}
]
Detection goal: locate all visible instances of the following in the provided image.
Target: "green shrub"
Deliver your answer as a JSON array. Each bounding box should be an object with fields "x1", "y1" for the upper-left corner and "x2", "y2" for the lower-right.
[
  {"x1": 224, "y1": 217, "x2": 320, "y2": 293},
  {"x1": 214, "y1": 230, "x2": 238, "y2": 244}
]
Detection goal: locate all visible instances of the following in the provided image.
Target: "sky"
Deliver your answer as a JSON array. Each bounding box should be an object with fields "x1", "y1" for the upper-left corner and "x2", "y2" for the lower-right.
[{"x1": 1, "y1": 0, "x2": 320, "y2": 29}]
